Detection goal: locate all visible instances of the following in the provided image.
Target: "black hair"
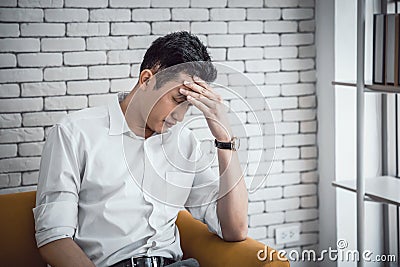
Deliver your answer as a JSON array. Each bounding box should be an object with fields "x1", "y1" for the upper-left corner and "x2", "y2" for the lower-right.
[{"x1": 139, "y1": 31, "x2": 217, "y2": 89}]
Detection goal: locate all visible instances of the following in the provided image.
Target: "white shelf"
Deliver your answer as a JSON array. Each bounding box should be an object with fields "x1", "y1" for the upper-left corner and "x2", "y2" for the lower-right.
[
  {"x1": 332, "y1": 81, "x2": 400, "y2": 94},
  {"x1": 332, "y1": 176, "x2": 400, "y2": 206}
]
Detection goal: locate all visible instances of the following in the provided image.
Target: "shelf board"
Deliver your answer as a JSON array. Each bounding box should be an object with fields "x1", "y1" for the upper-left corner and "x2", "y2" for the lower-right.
[
  {"x1": 332, "y1": 176, "x2": 400, "y2": 206},
  {"x1": 332, "y1": 81, "x2": 400, "y2": 94}
]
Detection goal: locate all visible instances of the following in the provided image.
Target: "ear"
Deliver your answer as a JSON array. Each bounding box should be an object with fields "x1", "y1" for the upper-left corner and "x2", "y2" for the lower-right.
[{"x1": 139, "y1": 69, "x2": 153, "y2": 90}]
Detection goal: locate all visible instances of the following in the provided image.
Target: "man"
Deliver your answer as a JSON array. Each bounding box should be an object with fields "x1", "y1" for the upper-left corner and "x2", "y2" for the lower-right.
[{"x1": 34, "y1": 31, "x2": 248, "y2": 267}]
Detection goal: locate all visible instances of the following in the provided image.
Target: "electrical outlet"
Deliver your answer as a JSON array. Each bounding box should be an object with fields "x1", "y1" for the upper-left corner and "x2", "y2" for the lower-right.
[{"x1": 275, "y1": 225, "x2": 300, "y2": 244}]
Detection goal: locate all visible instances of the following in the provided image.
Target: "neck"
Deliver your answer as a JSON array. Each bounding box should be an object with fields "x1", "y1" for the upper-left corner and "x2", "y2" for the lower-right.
[{"x1": 119, "y1": 84, "x2": 155, "y2": 139}]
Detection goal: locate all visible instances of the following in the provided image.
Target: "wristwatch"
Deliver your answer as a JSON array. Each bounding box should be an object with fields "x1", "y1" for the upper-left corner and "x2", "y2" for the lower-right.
[{"x1": 214, "y1": 137, "x2": 240, "y2": 151}]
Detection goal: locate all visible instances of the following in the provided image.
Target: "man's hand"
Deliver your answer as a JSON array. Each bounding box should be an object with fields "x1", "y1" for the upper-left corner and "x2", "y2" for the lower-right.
[{"x1": 180, "y1": 77, "x2": 233, "y2": 142}]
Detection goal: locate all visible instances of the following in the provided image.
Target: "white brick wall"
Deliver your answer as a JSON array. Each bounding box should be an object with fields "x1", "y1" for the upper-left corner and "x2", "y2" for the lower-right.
[{"x1": 0, "y1": 0, "x2": 318, "y2": 254}]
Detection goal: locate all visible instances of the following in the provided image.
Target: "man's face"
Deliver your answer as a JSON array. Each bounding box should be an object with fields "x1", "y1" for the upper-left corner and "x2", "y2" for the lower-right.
[{"x1": 144, "y1": 73, "x2": 193, "y2": 134}]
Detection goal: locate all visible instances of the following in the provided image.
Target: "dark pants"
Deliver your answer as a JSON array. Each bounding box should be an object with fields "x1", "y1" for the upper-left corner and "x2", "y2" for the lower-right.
[{"x1": 165, "y1": 258, "x2": 200, "y2": 267}]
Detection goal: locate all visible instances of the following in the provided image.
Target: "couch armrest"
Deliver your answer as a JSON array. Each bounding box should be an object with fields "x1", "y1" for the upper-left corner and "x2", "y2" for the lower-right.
[{"x1": 176, "y1": 210, "x2": 290, "y2": 267}]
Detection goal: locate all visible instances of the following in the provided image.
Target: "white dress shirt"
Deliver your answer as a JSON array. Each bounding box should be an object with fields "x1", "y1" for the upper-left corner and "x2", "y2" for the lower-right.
[{"x1": 33, "y1": 93, "x2": 222, "y2": 267}]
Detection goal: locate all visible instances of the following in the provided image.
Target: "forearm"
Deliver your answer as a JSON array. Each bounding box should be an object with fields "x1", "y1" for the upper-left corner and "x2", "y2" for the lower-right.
[
  {"x1": 39, "y1": 238, "x2": 95, "y2": 267},
  {"x1": 216, "y1": 148, "x2": 248, "y2": 241}
]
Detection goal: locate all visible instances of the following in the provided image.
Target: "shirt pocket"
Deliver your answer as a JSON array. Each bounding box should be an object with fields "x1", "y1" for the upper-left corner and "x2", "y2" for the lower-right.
[{"x1": 165, "y1": 171, "x2": 195, "y2": 209}]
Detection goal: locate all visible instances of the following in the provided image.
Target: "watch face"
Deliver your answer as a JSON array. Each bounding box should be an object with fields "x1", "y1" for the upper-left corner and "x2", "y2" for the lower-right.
[{"x1": 232, "y1": 137, "x2": 240, "y2": 151}]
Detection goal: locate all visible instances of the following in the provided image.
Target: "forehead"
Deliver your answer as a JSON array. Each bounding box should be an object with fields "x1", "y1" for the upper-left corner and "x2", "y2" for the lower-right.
[{"x1": 156, "y1": 72, "x2": 192, "y2": 94}]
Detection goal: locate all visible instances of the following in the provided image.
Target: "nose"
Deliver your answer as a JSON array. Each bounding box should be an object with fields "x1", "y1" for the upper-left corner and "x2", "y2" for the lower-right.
[{"x1": 172, "y1": 103, "x2": 189, "y2": 122}]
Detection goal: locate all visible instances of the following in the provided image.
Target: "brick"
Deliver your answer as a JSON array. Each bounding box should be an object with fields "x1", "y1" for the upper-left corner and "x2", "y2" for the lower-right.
[
  {"x1": 0, "y1": 0, "x2": 16, "y2": 7},
  {"x1": 265, "y1": 21, "x2": 297, "y2": 33},
  {"x1": 0, "y1": 127, "x2": 44, "y2": 143},
  {"x1": 45, "y1": 96, "x2": 87, "y2": 110},
  {"x1": 228, "y1": 21, "x2": 263, "y2": 33},
  {"x1": 282, "y1": 83, "x2": 315, "y2": 96},
  {"x1": 285, "y1": 208, "x2": 318, "y2": 222},
  {"x1": 266, "y1": 97, "x2": 297, "y2": 110},
  {"x1": 90, "y1": 9, "x2": 131, "y2": 22},
  {"x1": 265, "y1": 0, "x2": 299, "y2": 7},
  {"x1": 21, "y1": 82, "x2": 66, "y2": 97},
  {"x1": 248, "y1": 226, "x2": 267, "y2": 239},
  {"x1": 300, "y1": 195, "x2": 317, "y2": 208},
  {"x1": 299, "y1": 45, "x2": 315, "y2": 58},
  {"x1": 133, "y1": 8, "x2": 171, "y2": 21},
  {"x1": 191, "y1": 22, "x2": 227, "y2": 34},
  {"x1": 88, "y1": 94, "x2": 116, "y2": 107},
  {"x1": 247, "y1": 8, "x2": 280, "y2": 20},
  {"x1": 228, "y1": 47, "x2": 263, "y2": 60},
  {"x1": 108, "y1": 50, "x2": 146, "y2": 64},
  {"x1": 281, "y1": 33, "x2": 314, "y2": 46},
  {"x1": 0, "y1": 84, "x2": 19, "y2": 97},
  {"x1": 210, "y1": 8, "x2": 244, "y2": 21},
  {"x1": 88, "y1": 65, "x2": 129, "y2": 79},
  {"x1": 128, "y1": 35, "x2": 161, "y2": 49},
  {"x1": 0, "y1": 8, "x2": 43, "y2": 22},
  {"x1": 282, "y1": 8, "x2": 314, "y2": 20},
  {"x1": 0, "y1": 68, "x2": 42, "y2": 83},
  {"x1": 22, "y1": 111, "x2": 66, "y2": 126},
  {"x1": 20, "y1": 23, "x2": 64, "y2": 37},
  {"x1": 249, "y1": 212, "x2": 284, "y2": 227},
  {"x1": 215, "y1": 61, "x2": 244, "y2": 73},
  {"x1": 301, "y1": 220, "x2": 318, "y2": 234},
  {"x1": 0, "y1": 157, "x2": 40, "y2": 172},
  {"x1": 0, "y1": 114, "x2": 21, "y2": 128},
  {"x1": 18, "y1": 0, "x2": 63, "y2": 7},
  {"x1": 67, "y1": 22, "x2": 109, "y2": 36},
  {"x1": 245, "y1": 34, "x2": 279, "y2": 47},
  {"x1": 111, "y1": 22, "x2": 150, "y2": 35},
  {"x1": 281, "y1": 59, "x2": 314, "y2": 71},
  {"x1": 41, "y1": 38, "x2": 85, "y2": 51},
  {"x1": 274, "y1": 147, "x2": 299, "y2": 160},
  {"x1": 272, "y1": 122, "x2": 298, "y2": 135},
  {"x1": 191, "y1": 0, "x2": 226, "y2": 7},
  {"x1": 110, "y1": 0, "x2": 150, "y2": 7},
  {"x1": 300, "y1": 70, "x2": 316, "y2": 82},
  {"x1": 249, "y1": 187, "x2": 282, "y2": 201},
  {"x1": 284, "y1": 109, "x2": 316, "y2": 122},
  {"x1": 152, "y1": 22, "x2": 190, "y2": 34},
  {"x1": 284, "y1": 184, "x2": 317, "y2": 197},
  {"x1": 0, "y1": 53, "x2": 16, "y2": 68},
  {"x1": 87, "y1": 37, "x2": 128, "y2": 50},
  {"x1": 110, "y1": 79, "x2": 137, "y2": 92},
  {"x1": 208, "y1": 34, "x2": 243, "y2": 47},
  {"x1": 22, "y1": 171, "x2": 39, "y2": 185},
  {"x1": 299, "y1": 20, "x2": 315, "y2": 32},
  {"x1": 18, "y1": 142, "x2": 44, "y2": 156},
  {"x1": 284, "y1": 159, "x2": 317, "y2": 172},
  {"x1": 44, "y1": 67, "x2": 87, "y2": 81},
  {"x1": 0, "y1": 144, "x2": 17, "y2": 158},
  {"x1": 245, "y1": 60, "x2": 280, "y2": 72},
  {"x1": 64, "y1": 51, "x2": 106, "y2": 66},
  {"x1": 301, "y1": 146, "x2": 317, "y2": 158},
  {"x1": 0, "y1": 98, "x2": 43, "y2": 113},
  {"x1": 228, "y1": 73, "x2": 264, "y2": 86},
  {"x1": 45, "y1": 9, "x2": 88, "y2": 22},
  {"x1": 0, "y1": 38, "x2": 39, "y2": 52},
  {"x1": 248, "y1": 201, "x2": 265, "y2": 214},
  {"x1": 17, "y1": 53, "x2": 62, "y2": 67},
  {"x1": 0, "y1": 23, "x2": 19, "y2": 37},
  {"x1": 266, "y1": 197, "x2": 299, "y2": 212},
  {"x1": 299, "y1": 95, "x2": 316, "y2": 108},
  {"x1": 130, "y1": 65, "x2": 141, "y2": 77},
  {"x1": 265, "y1": 72, "x2": 299, "y2": 84},
  {"x1": 300, "y1": 121, "x2": 316, "y2": 133},
  {"x1": 151, "y1": 0, "x2": 189, "y2": 7},
  {"x1": 67, "y1": 80, "x2": 109, "y2": 94},
  {"x1": 228, "y1": 0, "x2": 262, "y2": 7},
  {"x1": 265, "y1": 172, "x2": 300, "y2": 187},
  {"x1": 208, "y1": 48, "x2": 226, "y2": 61},
  {"x1": 301, "y1": 170, "x2": 318, "y2": 183},
  {"x1": 284, "y1": 134, "x2": 316, "y2": 146},
  {"x1": 0, "y1": 173, "x2": 21, "y2": 188},
  {"x1": 65, "y1": 0, "x2": 108, "y2": 8}
]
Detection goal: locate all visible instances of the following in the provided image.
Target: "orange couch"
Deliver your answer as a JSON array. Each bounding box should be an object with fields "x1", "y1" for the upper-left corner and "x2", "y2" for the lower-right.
[{"x1": 0, "y1": 191, "x2": 290, "y2": 267}]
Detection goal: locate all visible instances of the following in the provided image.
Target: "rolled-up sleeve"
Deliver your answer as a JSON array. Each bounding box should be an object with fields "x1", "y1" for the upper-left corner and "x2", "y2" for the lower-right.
[{"x1": 33, "y1": 124, "x2": 82, "y2": 248}]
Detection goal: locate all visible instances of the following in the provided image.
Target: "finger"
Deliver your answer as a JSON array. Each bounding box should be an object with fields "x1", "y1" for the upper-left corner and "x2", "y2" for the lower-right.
[
  {"x1": 183, "y1": 80, "x2": 218, "y2": 100},
  {"x1": 187, "y1": 95, "x2": 210, "y2": 115},
  {"x1": 193, "y1": 76, "x2": 214, "y2": 92}
]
